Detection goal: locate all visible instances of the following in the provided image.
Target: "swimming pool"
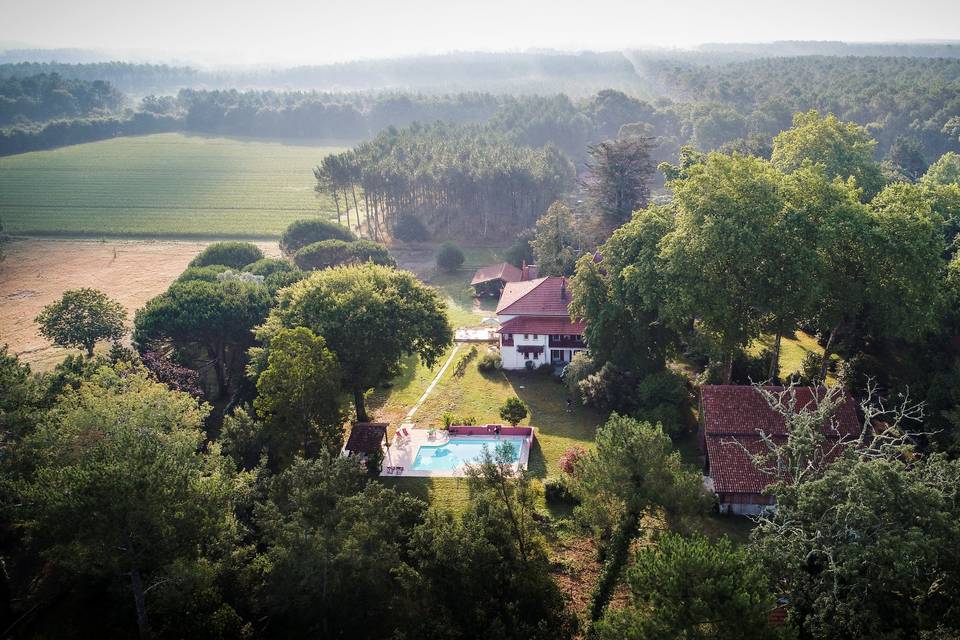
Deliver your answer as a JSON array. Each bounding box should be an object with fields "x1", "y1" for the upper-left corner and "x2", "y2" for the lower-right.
[{"x1": 411, "y1": 436, "x2": 526, "y2": 473}]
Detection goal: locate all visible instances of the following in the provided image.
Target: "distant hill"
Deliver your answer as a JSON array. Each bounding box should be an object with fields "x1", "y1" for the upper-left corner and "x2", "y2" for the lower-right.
[
  {"x1": 4, "y1": 42, "x2": 960, "y2": 96},
  {"x1": 696, "y1": 40, "x2": 960, "y2": 58}
]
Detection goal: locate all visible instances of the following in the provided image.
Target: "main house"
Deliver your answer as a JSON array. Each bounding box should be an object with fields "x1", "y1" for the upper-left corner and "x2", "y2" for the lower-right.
[
  {"x1": 699, "y1": 384, "x2": 861, "y2": 515},
  {"x1": 495, "y1": 275, "x2": 586, "y2": 370}
]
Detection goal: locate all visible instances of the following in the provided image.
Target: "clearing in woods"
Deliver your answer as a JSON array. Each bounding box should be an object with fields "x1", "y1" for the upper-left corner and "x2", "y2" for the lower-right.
[{"x1": 0, "y1": 133, "x2": 350, "y2": 237}]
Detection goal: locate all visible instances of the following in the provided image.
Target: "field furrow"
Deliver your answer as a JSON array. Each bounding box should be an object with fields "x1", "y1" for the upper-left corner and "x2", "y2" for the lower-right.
[{"x1": 0, "y1": 133, "x2": 349, "y2": 237}]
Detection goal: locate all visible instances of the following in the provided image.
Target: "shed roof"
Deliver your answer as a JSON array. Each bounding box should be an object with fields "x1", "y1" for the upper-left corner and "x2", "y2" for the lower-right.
[
  {"x1": 471, "y1": 262, "x2": 522, "y2": 286},
  {"x1": 344, "y1": 422, "x2": 387, "y2": 455}
]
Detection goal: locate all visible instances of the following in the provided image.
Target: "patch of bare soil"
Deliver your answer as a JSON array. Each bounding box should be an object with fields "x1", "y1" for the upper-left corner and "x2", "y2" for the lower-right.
[
  {"x1": 0, "y1": 237, "x2": 278, "y2": 371},
  {"x1": 551, "y1": 534, "x2": 632, "y2": 633},
  {"x1": 388, "y1": 244, "x2": 437, "y2": 278}
]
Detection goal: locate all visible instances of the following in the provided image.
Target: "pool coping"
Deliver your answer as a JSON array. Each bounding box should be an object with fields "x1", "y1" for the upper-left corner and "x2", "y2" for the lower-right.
[{"x1": 381, "y1": 428, "x2": 533, "y2": 478}]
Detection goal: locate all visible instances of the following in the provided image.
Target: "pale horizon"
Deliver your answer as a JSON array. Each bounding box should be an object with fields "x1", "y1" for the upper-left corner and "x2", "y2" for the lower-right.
[{"x1": 2, "y1": 0, "x2": 958, "y2": 66}]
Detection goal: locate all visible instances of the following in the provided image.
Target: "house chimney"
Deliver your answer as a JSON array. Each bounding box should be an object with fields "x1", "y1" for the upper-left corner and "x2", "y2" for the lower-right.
[
  {"x1": 560, "y1": 276, "x2": 567, "y2": 299},
  {"x1": 521, "y1": 260, "x2": 529, "y2": 281}
]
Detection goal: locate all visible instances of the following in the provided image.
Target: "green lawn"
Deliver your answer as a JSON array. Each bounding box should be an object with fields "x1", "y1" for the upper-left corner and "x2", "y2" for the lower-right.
[
  {"x1": 0, "y1": 133, "x2": 349, "y2": 237},
  {"x1": 416, "y1": 245, "x2": 508, "y2": 327},
  {"x1": 748, "y1": 329, "x2": 838, "y2": 381}
]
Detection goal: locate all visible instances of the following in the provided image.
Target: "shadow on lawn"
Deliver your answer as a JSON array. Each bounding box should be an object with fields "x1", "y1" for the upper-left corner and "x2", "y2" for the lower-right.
[
  {"x1": 526, "y1": 437, "x2": 547, "y2": 478},
  {"x1": 365, "y1": 352, "x2": 421, "y2": 416}
]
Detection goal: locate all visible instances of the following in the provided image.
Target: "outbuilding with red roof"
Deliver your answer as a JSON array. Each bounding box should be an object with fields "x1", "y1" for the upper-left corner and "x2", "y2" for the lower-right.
[{"x1": 699, "y1": 385, "x2": 860, "y2": 515}]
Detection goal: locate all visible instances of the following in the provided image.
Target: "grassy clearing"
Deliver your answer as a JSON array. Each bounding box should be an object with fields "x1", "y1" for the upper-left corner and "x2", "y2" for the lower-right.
[
  {"x1": 0, "y1": 133, "x2": 348, "y2": 237},
  {"x1": 404, "y1": 244, "x2": 508, "y2": 327},
  {"x1": 748, "y1": 329, "x2": 838, "y2": 381}
]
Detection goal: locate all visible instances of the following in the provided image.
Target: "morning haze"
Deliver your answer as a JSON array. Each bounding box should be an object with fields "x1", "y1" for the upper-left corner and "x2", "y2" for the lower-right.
[
  {"x1": 2, "y1": 0, "x2": 958, "y2": 64},
  {"x1": 2, "y1": 0, "x2": 960, "y2": 639}
]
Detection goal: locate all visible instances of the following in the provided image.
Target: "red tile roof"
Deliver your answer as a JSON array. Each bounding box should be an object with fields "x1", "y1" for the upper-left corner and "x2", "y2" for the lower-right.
[
  {"x1": 701, "y1": 385, "x2": 860, "y2": 495},
  {"x1": 496, "y1": 276, "x2": 574, "y2": 316},
  {"x1": 471, "y1": 262, "x2": 523, "y2": 286},
  {"x1": 497, "y1": 315, "x2": 585, "y2": 335},
  {"x1": 344, "y1": 422, "x2": 387, "y2": 455}
]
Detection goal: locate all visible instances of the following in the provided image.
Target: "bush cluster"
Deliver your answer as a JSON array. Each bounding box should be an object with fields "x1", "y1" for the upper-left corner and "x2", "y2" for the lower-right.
[
  {"x1": 477, "y1": 351, "x2": 502, "y2": 372},
  {"x1": 453, "y1": 345, "x2": 478, "y2": 377}
]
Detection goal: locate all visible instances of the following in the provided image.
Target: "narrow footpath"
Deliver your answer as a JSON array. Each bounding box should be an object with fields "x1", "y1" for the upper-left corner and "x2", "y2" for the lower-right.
[{"x1": 400, "y1": 343, "x2": 462, "y2": 427}]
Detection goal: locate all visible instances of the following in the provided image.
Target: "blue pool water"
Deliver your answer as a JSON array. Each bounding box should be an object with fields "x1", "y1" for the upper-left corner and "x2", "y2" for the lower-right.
[{"x1": 411, "y1": 436, "x2": 524, "y2": 472}]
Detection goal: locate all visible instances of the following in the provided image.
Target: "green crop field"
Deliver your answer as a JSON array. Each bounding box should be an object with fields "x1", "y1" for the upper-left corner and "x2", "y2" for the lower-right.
[{"x1": 0, "y1": 134, "x2": 349, "y2": 237}]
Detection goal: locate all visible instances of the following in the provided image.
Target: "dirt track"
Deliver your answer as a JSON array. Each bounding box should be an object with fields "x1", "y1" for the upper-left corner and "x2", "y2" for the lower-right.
[{"x1": 0, "y1": 237, "x2": 279, "y2": 370}]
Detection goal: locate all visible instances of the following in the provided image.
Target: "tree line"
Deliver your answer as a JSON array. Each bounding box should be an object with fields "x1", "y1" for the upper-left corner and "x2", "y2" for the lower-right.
[
  {"x1": 314, "y1": 122, "x2": 575, "y2": 240},
  {"x1": 4, "y1": 54, "x2": 959, "y2": 170},
  {"x1": 0, "y1": 73, "x2": 125, "y2": 126},
  {"x1": 568, "y1": 110, "x2": 960, "y2": 448}
]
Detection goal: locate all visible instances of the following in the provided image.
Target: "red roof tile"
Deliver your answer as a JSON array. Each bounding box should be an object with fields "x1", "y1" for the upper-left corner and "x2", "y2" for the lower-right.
[
  {"x1": 701, "y1": 385, "x2": 860, "y2": 437},
  {"x1": 701, "y1": 385, "x2": 860, "y2": 495},
  {"x1": 497, "y1": 316, "x2": 585, "y2": 335},
  {"x1": 470, "y1": 262, "x2": 523, "y2": 286},
  {"x1": 496, "y1": 276, "x2": 574, "y2": 316},
  {"x1": 345, "y1": 422, "x2": 387, "y2": 455}
]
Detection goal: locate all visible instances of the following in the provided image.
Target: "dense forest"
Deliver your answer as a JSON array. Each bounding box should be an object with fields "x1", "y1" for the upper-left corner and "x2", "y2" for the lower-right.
[
  {"x1": 314, "y1": 122, "x2": 575, "y2": 239},
  {"x1": 2, "y1": 54, "x2": 958, "y2": 169},
  {"x1": 0, "y1": 73, "x2": 125, "y2": 126}
]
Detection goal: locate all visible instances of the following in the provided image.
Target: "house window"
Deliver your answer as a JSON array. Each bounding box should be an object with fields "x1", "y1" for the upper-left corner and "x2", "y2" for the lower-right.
[
  {"x1": 524, "y1": 334, "x2": 529, "y2": 339},
  {"x1": 506, "y1": 333, "x2": 512, "y2": 340},
  {"x1": 533, "y1": 351, "x2": 539, "y2": 360},
  {"x1": 532, "y1": 334, "x2": 538, "y2": 339}
]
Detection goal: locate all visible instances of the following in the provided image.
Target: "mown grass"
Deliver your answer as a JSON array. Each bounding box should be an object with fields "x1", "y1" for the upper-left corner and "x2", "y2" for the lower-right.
[
  {"x1": 748, "y1": 329, "x2": 839, "y2": 381},
  {"x1": 0, "y1": 133, "x2": 348, "y2": 237}
]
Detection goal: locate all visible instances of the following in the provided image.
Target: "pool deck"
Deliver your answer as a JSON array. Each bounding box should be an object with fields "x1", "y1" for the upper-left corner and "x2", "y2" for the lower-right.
[{"x1": 381, "y1": 428, "x2": 533, "y2": 478}]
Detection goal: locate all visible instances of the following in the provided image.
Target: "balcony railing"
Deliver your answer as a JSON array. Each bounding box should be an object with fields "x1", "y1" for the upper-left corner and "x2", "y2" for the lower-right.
[{"x1": 548, "y1": 335, "x2": 585, "y2": 348}]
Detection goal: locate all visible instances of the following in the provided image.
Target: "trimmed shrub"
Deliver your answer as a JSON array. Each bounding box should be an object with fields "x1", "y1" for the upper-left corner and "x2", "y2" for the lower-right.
[
  {"x1": 189, "y1": 241, "x2": 264, "y2": 269},
  {"x1": 544, "y1": 477, "x2": 579, "y2": 506},
  {"x1": 436, "y1": 242, "x2": 465, "y2": 272},
  {"x1": 264, "y1": 270, "x2": 305, "y2": 296},
  {"x1": 499, "y1": 396, "x2": 528, "y2": 426},
  {"x1": 477, "y1": 352, "x2": 501, "y2": 372},
  {"x1": 294, "y1": 239, "x2": 395, "y2": 271},
  {"x1": 176, "y1": 264, "x2": 231, "y2": 283},
  {"x1": 243, "y1": 258, "x2": 296, "y2": 277},
  {"x1": 392, "y1": 215, "x2": 430, "y2": 242},
  {"x1": 280, "y1": 218, "x2": 355, "y2": 255}
]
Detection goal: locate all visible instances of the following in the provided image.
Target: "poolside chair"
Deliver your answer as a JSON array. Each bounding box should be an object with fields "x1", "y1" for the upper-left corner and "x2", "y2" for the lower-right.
[{"x1": 394, "y1": 427, "x2": 411, "y2": 448}]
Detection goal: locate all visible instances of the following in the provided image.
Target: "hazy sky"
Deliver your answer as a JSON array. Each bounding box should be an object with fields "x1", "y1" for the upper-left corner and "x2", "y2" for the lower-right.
[{"x1": 2, "y1": 0, "x2": 958, "y2": 65}]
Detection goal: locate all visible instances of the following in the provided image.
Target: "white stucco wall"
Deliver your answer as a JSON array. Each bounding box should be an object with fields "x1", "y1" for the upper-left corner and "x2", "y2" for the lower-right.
[{"x1": 499, "y1": 332, "x2": 549, "y2": 370}]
